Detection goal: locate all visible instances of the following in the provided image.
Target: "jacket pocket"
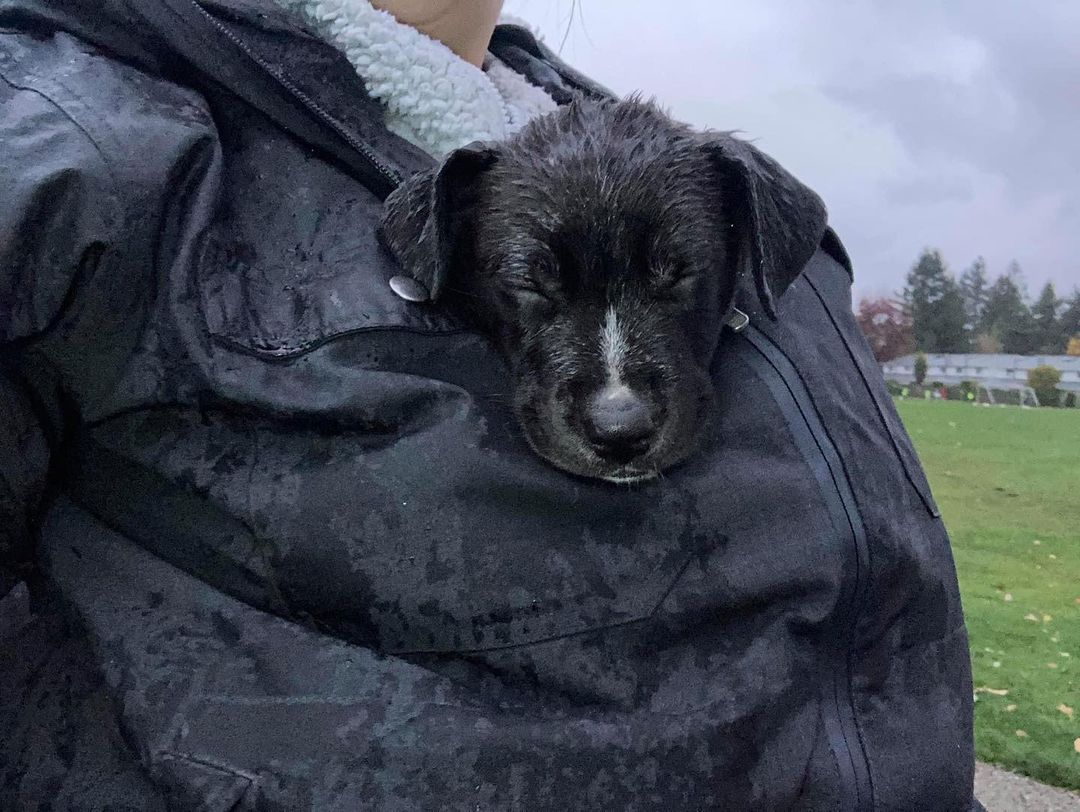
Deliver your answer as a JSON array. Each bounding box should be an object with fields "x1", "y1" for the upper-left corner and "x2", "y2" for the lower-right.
[
  {"x1": 196, "y1": 234, "x2": 464, "y2": 359},
  {"x1": 307, "y1": 472, "x2": 728, "y2": 656}
]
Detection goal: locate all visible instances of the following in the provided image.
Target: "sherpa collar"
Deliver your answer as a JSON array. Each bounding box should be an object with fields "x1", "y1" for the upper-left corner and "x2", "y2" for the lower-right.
[{"x1": 272, "y1": 0, "x2": 558, "y2": 157}]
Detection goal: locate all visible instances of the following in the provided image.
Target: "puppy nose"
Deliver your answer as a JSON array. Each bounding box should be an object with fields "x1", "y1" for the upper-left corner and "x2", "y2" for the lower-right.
[{"x1": 584, "y1": 387, "x2": 656, "y2": 462}]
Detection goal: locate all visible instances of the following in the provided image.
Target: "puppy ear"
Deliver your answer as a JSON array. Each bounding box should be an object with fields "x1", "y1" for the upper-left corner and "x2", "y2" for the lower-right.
[
  {"x1": 378, "y1": 142, "x2": 498, "y2": 302},
  {"x1": 701, "y1": 134, "x2": 827, "y2": 319}
]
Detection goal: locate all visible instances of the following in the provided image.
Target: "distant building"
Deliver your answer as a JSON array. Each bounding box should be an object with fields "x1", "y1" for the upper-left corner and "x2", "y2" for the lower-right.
[{"x1": 881, "y1": 353, "x2": 1080, "y2": 393}]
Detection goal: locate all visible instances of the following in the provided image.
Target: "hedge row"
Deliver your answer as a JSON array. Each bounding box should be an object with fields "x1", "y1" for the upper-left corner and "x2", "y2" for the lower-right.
[{"x1": 885, "y1": 379, "x2": 1077, "y2": 407}]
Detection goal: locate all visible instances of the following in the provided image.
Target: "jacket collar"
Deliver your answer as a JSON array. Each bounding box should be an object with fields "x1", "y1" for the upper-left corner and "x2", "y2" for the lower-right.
[
  {"x1": 266, "y1": 1, "x2": 559, "y2": 158},
  {"x1": 188, "y1": 0, "x2": 614, "y2": 191},
  {"x1": 1, "y1": 0, "x2": 612, "y2": 193}
]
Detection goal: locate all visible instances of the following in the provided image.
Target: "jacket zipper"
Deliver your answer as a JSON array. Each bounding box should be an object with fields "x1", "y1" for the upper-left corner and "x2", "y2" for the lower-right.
[
  {"x1": 188, "y1": 0, "x2": 403, "y2": 193},
  {"x1": 738, "y1": 324, "x2": 875, "y2": 811}
]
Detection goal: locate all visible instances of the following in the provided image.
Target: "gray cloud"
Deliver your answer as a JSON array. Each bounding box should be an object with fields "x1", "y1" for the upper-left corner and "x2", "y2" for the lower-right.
[
  {"x1": 503, "y1": 0, "x2": 1080, "y2": 297},
  {"x1": 881, "y1": 175, "x2": 974, "y2": 207}
]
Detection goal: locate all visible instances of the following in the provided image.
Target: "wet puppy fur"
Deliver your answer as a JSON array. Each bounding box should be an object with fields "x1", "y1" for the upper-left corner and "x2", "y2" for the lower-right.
[{"x1": 380, "y1": 98, "x2": 825, "y2": 483}]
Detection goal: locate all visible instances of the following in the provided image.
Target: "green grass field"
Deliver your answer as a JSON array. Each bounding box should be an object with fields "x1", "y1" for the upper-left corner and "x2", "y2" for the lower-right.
[{"x1": 895, "y1": 399, "x2": 1080, "y2": 790}]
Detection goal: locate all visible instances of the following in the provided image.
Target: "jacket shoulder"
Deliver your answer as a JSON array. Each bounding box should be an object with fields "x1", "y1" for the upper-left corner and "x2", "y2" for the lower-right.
[
  {"x1": 0, "y1": 29, "x2": 216, "y2": 197},
  {"x1": 0, "y1": 29, "x2": 217, "y2": 342}
]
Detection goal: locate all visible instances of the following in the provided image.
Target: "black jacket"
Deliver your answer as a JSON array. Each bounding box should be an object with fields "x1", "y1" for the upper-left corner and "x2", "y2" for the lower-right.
[{"x1": 0, "y1": 1, "x2": 979, "y2": 809}]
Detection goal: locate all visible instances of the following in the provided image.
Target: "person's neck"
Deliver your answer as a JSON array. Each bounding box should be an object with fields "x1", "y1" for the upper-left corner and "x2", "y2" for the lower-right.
[{"x1": 368, "y1": 0, "x2": 504, "y2": 68}]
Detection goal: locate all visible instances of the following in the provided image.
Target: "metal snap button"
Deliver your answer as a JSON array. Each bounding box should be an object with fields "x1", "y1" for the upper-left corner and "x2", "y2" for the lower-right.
[
  {"x1": 389, "y1": 275, "x2": 430, "y2": 302},
  {"x1": 725, "y1": 307, "x2": 750, "y2": 332}
]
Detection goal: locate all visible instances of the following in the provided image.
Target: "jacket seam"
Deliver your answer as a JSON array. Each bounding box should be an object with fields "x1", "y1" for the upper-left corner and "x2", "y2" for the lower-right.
[
  {"x1": 741, "y1": 326, "x2": 876, "y2": 810},
  {"x1": 802, "y1": 270, "x2": 941, "y2": 518}
]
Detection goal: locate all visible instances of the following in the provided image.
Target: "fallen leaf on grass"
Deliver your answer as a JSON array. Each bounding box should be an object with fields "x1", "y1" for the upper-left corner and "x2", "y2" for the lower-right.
[
  {"x1": 1015, "y1": 730, "x2": 1028, "y2": 738},
  {"x1": 1005, "y1": 704, "x2": 1017, "y2": 712},
  {"x1": 1042, "y1": 614, "x2": 1052, "y2": 623},
  {"x1": 1024, "y1": 613, "x2": 1039, "y2": 622},
  {"x1": 1075, "y1": 738, "x2": 1080, "y2": 754},
  {"x1": 975, "y1": 687, "x2": 1009, "y2": 696},
  {"x1": 1003, "y1": 593, "x2": 1013, "y2": 602},
  {"x1": 1046, "y1": 662, "x2": 1058, "y2": 669},
  {"x1": 1058, "y1": 704, "x2": 1074, "y2": 720}
]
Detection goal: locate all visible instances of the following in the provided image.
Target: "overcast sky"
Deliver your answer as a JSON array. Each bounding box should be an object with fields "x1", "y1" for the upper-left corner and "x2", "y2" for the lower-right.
[{"x1": 503, "y1": 0, "x2": 1080, "y2": 301}]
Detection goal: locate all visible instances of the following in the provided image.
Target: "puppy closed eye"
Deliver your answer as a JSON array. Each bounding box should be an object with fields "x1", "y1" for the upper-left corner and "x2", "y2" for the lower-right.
[
  {"x1": 506, "y1": 281, "x2": 558, "y2": 306},
  {"x1": 502, "y1": 260, "x2": 562, "y2": 306},
  {"x1": 653, "y1": 262, "x2": 697, "y2": 296}
]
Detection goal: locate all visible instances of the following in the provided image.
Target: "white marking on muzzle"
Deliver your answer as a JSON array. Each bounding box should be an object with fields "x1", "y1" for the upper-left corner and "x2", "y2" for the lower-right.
[{"x1": 600, "y1": 306, "x2": 628, "y2": 388}]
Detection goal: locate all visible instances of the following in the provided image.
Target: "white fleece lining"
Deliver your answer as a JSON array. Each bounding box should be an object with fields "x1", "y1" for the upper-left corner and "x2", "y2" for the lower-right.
[{"x1": 273, "y1": 0, "x2": 558, "y2": 157}]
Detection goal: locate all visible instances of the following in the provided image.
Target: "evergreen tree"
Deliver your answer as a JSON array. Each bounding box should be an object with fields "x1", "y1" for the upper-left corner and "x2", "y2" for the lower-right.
[
  {"x1": 1059, "y1": 289, "x2": 1080, "y2": 351},
  {"x1": 902, "y1": 249, "x2": 969, "y2": 353},
  {"x1": 982, "y1": 264, "x2": 1037, "y2": 354},
  {"x1": 936, "y1": 282, "x2": 970, "y2": 353},
  {"x1": 1006, "y1": 260, "x2": 1028, "y2": 296},
  {"x1": 982, "y1": 274, "x2": 1023, "y2": 334},
  {"x1": 958, "y1": 257, "x2": 989, "y2": 333},
  {"x1": 1031, "y1": 282, "x2": 1062, "y2": 354}
]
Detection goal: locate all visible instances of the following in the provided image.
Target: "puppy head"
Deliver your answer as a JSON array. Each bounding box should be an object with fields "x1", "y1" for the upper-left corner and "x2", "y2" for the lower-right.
[{"x1": 380, "y1": 99, "x2": 825, "y2": 483}]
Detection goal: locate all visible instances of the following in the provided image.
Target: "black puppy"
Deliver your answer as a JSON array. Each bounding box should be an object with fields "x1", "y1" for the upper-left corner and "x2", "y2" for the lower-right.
[{"x1": 380, "y1": 98, "x2": 826, "y2": 483}]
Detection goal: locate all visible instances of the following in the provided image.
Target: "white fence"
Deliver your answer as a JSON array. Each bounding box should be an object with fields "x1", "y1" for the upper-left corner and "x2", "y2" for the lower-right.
[{"x1": 881, "y1": 353, "x2": 1080, "y2": 393}]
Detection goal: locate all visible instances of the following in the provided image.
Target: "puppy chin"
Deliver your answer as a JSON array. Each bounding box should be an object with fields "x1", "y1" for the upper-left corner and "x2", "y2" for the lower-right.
[
  {"x1": 513, "y1": 384, "x2": 706, "y2": 485},
  {"x1": 531, "y1": 444, "x2": 660, "y2": 486},
  {"x1": 599, "y1": 470, "x2": 659, "y2": 486},
  {"x1": 516, "y1": 418, "x2": 666, "y2": 485}
]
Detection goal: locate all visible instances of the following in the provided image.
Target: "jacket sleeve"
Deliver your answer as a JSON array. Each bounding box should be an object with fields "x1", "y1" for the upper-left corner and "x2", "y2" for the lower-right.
[
  {"x1": 0, "y1": 21, "x2": 223, "y2": 568},
  {"x1": 0, "y1": 47, "x2": 121, "y2": 565},
  {"x1": 0, "y1": 374, "x2": 50, "y2": 568},
  {"x1": 0, "y1": 64, "x2": 121, "y2": 343}
]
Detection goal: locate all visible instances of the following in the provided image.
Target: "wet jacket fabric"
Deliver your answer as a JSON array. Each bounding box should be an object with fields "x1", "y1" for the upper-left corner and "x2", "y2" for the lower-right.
[{"x1": 0, "y1": 1, "x2": 981, "y2": 809}]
